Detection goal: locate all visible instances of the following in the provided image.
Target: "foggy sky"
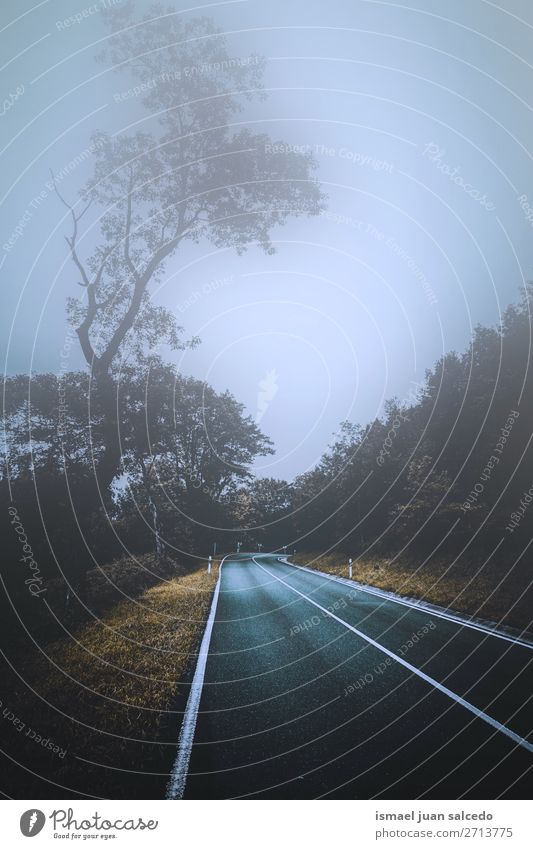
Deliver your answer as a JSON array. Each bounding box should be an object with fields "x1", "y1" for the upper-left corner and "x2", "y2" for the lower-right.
[{"x1": 2, "y1": 0, "x2": 533, "y2": 480}]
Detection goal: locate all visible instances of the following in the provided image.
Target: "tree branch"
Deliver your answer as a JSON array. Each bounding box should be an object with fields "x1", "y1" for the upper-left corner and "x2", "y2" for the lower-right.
[{"x1": 124, "y1": 171, "x2": 140, "y2": 285}]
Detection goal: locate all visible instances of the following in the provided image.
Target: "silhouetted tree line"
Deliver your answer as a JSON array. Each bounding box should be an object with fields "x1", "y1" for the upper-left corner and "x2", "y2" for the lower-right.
[
  {"x1": 1, "y1": 360, "x2": 272, "y2": 587},
  {"x1": 2, "y1": 287, "x2": 532, "y2": 643},
  {"x1": 5, "y1": 286, "x2": 532, "y2": 575},
  {"x1": 289, "y1": 284, "x2": 533, "y2": 566}
]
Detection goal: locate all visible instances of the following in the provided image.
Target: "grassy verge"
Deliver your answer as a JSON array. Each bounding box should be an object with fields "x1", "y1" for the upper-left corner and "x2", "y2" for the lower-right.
[
  {"x1": 1, "y1": 558, "x2": 219, "y2": 798},
  {"x1": 290, "y1": 552, "x2": 532, "y2": 634}
]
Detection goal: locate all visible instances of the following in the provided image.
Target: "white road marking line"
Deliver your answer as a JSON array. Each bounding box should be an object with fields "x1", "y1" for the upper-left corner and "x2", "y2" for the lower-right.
[
  {"x1": 166, "y1": 555, "x2": 229, "y2": 799},
  {"x1": 255, "y1": 559, "x2": 533, "y2": 754},
  {"x1": 279, "y1": 558, "x2": 533, "y2": 650}
]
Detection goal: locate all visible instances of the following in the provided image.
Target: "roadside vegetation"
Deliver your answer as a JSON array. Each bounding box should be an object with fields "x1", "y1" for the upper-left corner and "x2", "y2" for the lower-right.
[
  {"x1": 285, "y1": 285, "x2": 533, "y2": 637},
  {"x1": 0, "y1": 558, "x2": 218, "y2": 798},
  {"x1": 290, "y1": 552, "x2": 532, "y2": 634}
]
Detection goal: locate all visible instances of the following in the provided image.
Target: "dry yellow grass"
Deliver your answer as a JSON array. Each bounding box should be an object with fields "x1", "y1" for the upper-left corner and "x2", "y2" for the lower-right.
[
  {"x1": 34, "y1": 564, "x2": 218, "y2": 714},
  {"x1": 6, "y1": 559, "x2": 219, "y2": 797},
  {"x1": 291, "y1": 552, "x2": 531, "y2": 633}
]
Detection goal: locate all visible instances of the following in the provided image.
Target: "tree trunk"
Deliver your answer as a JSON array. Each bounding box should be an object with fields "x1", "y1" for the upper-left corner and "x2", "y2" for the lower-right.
[
  {"x1": 93, "y1": 368, "x2": 123, "y2": 504},
  {"x1": 148, "y1": 490, "x2": 164, "y2": 559}
]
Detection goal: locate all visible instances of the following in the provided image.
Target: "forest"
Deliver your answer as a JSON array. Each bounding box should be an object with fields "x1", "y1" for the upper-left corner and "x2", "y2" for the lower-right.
[
  {"x1": 2, "y1": 1, "x2": 532, "y2": 803},
  {"x1": 3, "y1": 283, "x2": 532, "y2": 642}
]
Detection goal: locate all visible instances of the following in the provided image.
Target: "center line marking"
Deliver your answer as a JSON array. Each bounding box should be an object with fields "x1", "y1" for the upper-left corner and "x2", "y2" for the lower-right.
[{"x1": 254, "y1": 558, "x2": 533, "y2": 754}]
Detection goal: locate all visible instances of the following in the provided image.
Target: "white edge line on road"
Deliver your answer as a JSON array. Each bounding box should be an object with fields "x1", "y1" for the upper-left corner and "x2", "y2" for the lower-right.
[
  {"x1": 165, "y1": 554, "x2": 229, "y2": 799},
  {"x1": 255, "y1": 559, "x2": 533, "y2": 754},
  {"x1": 280, "y1": 558, "x2": 533, "y2": 650}
]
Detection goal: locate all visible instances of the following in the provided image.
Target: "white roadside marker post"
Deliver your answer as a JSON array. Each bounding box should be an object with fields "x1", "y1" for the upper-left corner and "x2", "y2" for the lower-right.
[
  {"x1": 208, "y1": 555, "x2": 212, "y2": 574},
  {"x1": 348, "y1": 558, "x2": 353, "y2": 579}
]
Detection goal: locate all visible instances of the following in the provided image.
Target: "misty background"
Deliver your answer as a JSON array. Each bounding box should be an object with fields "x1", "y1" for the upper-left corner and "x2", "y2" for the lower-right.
[{"x1": 3, "y1": 0, "x2": 533, "y2": 480}]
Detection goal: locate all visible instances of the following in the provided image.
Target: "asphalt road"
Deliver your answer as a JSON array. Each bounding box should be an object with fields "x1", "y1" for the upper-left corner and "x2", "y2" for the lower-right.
[{"x1": 170, "y1": 554, "x2": 533, "y2": 799}]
